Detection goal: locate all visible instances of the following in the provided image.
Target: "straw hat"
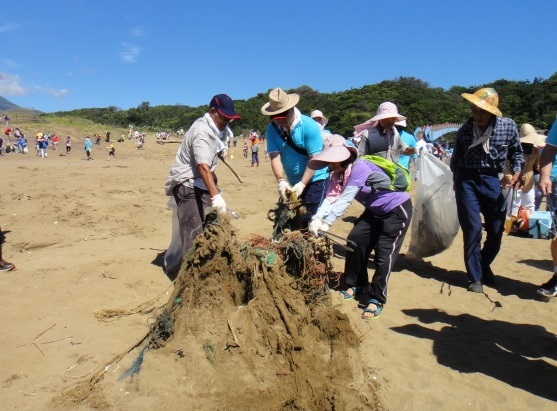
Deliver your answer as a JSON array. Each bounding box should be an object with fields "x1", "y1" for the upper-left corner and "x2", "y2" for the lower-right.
[
  {"x1": 369, "y1": 102, "x2": 406, "y2": 122},
  {"x1": 308, "y1": 134, "x2": 357, "y2": 169},
  {"x1": 260, "y1": 87, "x2": 300, "y2": 116},
  {"x1": 520, "y1": 123, "x2": 546, "y2": 147},
  {"x1": 310, "y1": 110, "x2": 328, "y2": 126},
  {"x1": 461, "y1": 88, "x2": 502, "y2": 117}
]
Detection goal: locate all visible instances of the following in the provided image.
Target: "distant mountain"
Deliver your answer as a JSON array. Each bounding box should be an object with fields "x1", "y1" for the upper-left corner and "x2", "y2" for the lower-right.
[
  {"x1": 0, "y1": 96, "x2": 21, "y2": 111},
  {"x1": 0, "y1": 96, "x2": 34, "y2": 112}
]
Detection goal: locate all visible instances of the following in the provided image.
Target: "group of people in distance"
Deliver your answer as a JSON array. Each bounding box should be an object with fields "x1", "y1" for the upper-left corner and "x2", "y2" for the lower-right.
[{"x1": 163, "y1": 86, "x2": 557, "y2": 322}]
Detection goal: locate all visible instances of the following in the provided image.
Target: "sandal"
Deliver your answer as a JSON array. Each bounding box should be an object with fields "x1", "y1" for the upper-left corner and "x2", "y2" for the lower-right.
[
  {"x1": 338, "y1": 287, "x2": 356, "y2": 301},
  {"x1": 362, "y1": 298, "x2": 383, "y2": 320}
]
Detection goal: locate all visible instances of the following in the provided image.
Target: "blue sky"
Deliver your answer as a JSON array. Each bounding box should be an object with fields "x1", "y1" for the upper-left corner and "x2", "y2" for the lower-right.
[{"x1": 1, "y1": 0, "x2": 556, "y2": 113}]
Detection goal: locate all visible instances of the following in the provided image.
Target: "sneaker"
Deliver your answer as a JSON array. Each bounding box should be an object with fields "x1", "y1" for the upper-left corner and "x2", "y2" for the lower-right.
[
  {"x1": 468, "y1": 281, "x2": 483, "y2": 293},
  {"x1": 0, "y1": 260, "x2": 15, "y2": 272},
  {"x1": 537, "y1": 275, "x2": 557, "y2": 297}
]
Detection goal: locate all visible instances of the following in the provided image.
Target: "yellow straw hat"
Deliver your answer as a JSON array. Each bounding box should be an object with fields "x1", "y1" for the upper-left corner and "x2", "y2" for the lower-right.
[{"x1": 461, "y1": 87, "x2": 502, "y2": 117}]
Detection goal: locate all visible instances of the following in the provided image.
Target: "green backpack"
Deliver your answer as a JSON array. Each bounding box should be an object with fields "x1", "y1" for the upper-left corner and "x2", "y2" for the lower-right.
[{"x1": 361, "y1": 154, "x2": 411, "y2": 192}]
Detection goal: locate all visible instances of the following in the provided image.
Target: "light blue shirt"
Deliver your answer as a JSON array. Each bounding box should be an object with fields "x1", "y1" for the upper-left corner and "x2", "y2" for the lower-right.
[
  {"x1": 546, "y1": 118, "x2": 557, "y2": 146},
  {"x1": 266, "y1": 113, "x2": 328, "y2": 184},
  {"x1": 398, "y1": 130, "x2": 417, "y2": 169}
]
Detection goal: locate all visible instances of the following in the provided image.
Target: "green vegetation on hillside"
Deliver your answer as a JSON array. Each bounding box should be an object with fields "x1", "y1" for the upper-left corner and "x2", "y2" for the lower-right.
[{"x1": 42, "y1": 73, "x2": 557, "y2": 137}]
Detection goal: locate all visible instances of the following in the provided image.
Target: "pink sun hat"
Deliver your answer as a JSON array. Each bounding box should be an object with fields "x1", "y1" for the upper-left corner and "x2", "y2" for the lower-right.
[
  {"x1": 308, "y1": 134, "x2": 357, "y2": 169},
  {"x1": 369, "y1": 102, "x2": 406, "y2": 122}
]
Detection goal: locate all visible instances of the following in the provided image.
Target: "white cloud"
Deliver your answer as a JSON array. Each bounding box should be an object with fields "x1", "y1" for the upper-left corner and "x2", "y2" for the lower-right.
[
  {"x1": 0, "y1": 72, "x2": 27, "y2": 95},
  {"x1": 33, "y1": 84, "x2": 69, "y2": 98},
  {"x1": 130, "y1": 26, "x2": 144, "y2": 37},
  {"x1": 1, "y1": 58, "x2": 19, "y2": 68},
  {"x1": 0, "y1": 23, "x2": 20, "y2": 33},
  {"x1": 46, "y1": 88, "x2": 69, "y2": 98},
  {"x1": 120, "y1": 43, "x2": 142, "y2": 63},
  {"x1": 0, "y1": 72, "x2": 69, "y2": 99}
]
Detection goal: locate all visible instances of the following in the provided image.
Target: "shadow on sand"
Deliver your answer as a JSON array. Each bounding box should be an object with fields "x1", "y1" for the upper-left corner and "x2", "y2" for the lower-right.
[
  {"x1": 400, "y1": 256, "x2": 549, "y2": 302},
  {"x1": 392, "y1": 308, "x2": 557, "y2": 401}
]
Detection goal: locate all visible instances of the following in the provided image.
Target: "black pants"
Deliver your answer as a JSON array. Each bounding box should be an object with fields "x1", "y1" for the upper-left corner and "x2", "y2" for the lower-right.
[
  {"x1": 344, "y1": 199, "x2": 412, "y2": 305},
  {"x1": 300, "y1": 178, "x2": 327, "y2": 224}
]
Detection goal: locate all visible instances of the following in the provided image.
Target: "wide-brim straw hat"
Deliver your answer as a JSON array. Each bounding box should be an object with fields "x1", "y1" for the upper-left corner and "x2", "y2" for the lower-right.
[
  {"x1": 369, "y1": 102, "x2": 406, "y2": 122},
  {"x1": 308, "y1": 134, "x2": 357, "y2": 169},
  {"x1": 311, "y1": 110, "x2": 328, "y2": 126},
  {"x1": 520, "y1": 123, "x2": 546, "y2": 147},
  {"x1": 461, "y1": 87, "x2": 503, "y2": 117},
  {"x1": 261, "y1": 87, "x2": 300, "y2": 116}
]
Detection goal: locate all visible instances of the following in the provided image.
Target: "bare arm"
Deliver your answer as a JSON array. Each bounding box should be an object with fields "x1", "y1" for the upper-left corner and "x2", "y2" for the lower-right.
[
  {"x1": 299, "y1": 158, "x2": 317, "y2": 185},
  {"x1": 538, "y1": 145, "x2": 557, "y2": 195},
  {"x1": 198, "y1": 163, "x2": 219, "y2": 198},
  {"x1": 269, "y1": 152, "x2": 286, "y2": 182}
]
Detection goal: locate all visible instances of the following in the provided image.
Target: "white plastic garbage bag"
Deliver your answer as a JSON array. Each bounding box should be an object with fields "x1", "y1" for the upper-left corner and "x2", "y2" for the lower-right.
[
  {"x1": 407, "y1": 153, "x2": 460, "y2": 258},
  {"x1": 164, "y1": 196, "x2": 182, "y2": 275}
]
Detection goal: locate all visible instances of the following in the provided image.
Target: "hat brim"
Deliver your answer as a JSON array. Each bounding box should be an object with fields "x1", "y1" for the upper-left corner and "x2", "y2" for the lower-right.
[
  {"x1": 461, "y1": 93, "x2": 503, "y2": 117},
  {"x1": 311, "y1": 115, "x2": 329, "y2": 126},
  {"x1": 535, "y1": 135, "x2": 546, "y2": 147},
  {"x1": 261, "y1": 93, "x2": 300, "y2": 116},
  {"x1": 521, "y1": 133, "x2": 546, "y2": 147},
  {"x1": 308, "y1": 145, "x2": 356, "y2": 170},
  {"x1": 369, "y1": 113, "x2": 407, "y2": 122},
  {"x1": 520, "y1": 135, "x2": 537, "y2": 145},
  {"x1": 217, "y1": 109, "x2": 241, "y2": 120}
]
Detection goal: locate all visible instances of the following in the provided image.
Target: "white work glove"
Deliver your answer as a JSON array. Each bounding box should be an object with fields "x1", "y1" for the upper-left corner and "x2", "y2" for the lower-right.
[
  {"x1": 277, "y1": 179, "x2": 292, "y2": 201},
  {"x1": 292, "y1": 181, "x2": 306, "y2": 197},
  {"x1": 309, "y1": 218, "x2": 329, "y2": 237},
  {"x1": 211, "y1": 194, "x2": 227, "y2": 214}
]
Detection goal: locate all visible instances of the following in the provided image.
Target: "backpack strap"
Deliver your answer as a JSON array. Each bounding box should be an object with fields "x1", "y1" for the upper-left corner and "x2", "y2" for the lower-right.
[{"x1": 271, "y1": 121, "x2": 308, "y2": 156}]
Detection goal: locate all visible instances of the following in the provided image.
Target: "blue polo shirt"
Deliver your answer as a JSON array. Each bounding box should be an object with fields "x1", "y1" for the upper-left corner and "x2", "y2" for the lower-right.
[
  {"x1": 546, "y1": 118, "x2": 557, "y2": 147},
  {"x1": 266, "y1": 114, "x2": 328, "y2": 184}
]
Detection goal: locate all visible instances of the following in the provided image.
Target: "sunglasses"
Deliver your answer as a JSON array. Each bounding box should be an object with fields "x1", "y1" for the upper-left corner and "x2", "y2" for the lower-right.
[
  {"x1": 270, "y1": 110, "x2": 290, "y2": 121},
  {"x1": 216, "y1": 110, "x2": 233, "y2": 124}
]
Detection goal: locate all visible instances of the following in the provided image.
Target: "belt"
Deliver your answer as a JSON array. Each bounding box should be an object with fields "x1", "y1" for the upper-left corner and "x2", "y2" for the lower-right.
[
  {"x1": 460, "y1": 167, "x2": 499, "y2": 176},
  {"x1": 179, "y1": 179, "x2": 194, "y2": 189}
]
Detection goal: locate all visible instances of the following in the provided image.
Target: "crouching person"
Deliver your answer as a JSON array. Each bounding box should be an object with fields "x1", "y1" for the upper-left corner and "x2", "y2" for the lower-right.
[{"x1": 308, "y1": 135, "x2": 412, "y2": 319}]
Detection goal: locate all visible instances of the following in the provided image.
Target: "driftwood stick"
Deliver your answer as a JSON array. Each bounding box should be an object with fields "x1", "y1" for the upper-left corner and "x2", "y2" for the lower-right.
[
  {"x1": 33, "y1": 342, "x2": 45, "y2": 356},
  {"x1": 218, "y1": 154, "x2": 243, "y2": 183},
  {"x1": 16, "y1": 323, "x2": 57, "y2": 347},
  {"x1": 227, "y1": 320, "x2": 240, "y2": 347},
  {"x1": 33, "y1": 324, "x2": 56, "y2": 340},
  {"x1": 41, "y1": 336, "x2": 73, "y2": 345}
]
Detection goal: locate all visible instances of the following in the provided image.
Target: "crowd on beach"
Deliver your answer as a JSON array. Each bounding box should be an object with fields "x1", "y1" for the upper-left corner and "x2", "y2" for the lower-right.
[
  {"x1": 162, "y1": 87, "x2": 557, "y2": 323},
  {"x1": 4, "y1": 89, "x2": 557, "y2": 313},
  {"x1": 0, "y1": 124, "x2": 151, "y2": 160}
]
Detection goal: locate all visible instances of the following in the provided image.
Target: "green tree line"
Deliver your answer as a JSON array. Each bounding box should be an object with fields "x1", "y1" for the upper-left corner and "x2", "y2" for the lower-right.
[{"x1": 42, "y1": 73, "x2": 557, "y2": 137}]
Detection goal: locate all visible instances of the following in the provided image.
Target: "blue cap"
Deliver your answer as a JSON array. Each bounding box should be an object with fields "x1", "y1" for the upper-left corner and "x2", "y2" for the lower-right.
[{"x1": 209, "y1": 94, "x2": 241, "y2": 120}]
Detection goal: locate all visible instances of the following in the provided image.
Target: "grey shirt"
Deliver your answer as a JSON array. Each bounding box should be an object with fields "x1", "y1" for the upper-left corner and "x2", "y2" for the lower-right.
[
  {"x1": 357, "y1": 125, "x2": 407, "y2": 163},
  {"x1": 164, "y1": 115, "x2": 227, "y2": 195}
]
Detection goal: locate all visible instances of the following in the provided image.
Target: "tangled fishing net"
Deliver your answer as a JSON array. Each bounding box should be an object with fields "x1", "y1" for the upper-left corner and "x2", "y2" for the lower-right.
[{"x1": 55, "y1": 195, "x2": 382, "y2": 410}]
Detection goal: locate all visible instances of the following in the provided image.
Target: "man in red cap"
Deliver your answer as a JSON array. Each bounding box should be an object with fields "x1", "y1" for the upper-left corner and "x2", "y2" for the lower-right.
[
  {"x1": 450, "y1": 88, "x2": 524, "y2": 293},
  {"x1": 164, "y1": 94, "x2": 240, "y2": 276}
]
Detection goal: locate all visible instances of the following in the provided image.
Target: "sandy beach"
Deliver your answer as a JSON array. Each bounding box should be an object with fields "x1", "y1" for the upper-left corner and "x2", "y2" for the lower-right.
[{"x1": 0, "y1": 132, "x2": 556, "y2": 410}]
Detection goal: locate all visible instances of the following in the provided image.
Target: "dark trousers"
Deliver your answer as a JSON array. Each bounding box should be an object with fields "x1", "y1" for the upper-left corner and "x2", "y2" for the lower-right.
[
  {"x1": 343, "y1": 199, "x2": 412, "y2": 305},
  {"x1": 300, "y1": 178, "x2": 327, "y2": 224},
  {"x1": 454, "y1": 170, "x2": 506, "y2": 283},
  {"x1": 172, "y1": 184, "x2": 212, "y2": 258}
]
